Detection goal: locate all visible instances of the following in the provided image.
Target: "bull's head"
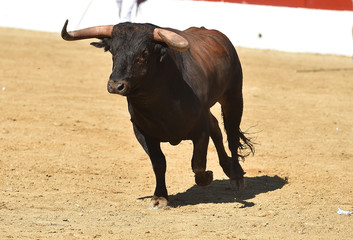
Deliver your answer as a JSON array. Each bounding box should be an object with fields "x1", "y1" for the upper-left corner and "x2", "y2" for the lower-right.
[{"x1": 61, "y1": 20, "x2": 189, "y2": 96}]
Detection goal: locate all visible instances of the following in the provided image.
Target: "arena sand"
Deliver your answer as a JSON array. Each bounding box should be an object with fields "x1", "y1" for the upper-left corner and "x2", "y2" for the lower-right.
[{"x1": 1, "y1": 28, "x2": 352, "y2": 239}]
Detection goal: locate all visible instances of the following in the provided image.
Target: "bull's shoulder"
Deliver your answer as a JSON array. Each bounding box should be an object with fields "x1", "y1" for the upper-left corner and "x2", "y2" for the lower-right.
[
  {"x1": 183, "y1": 26, "x2": 208, "y2": 33},
  {"x1": 161, "y1": 26, "x2": 228, "y2": 44},
  {"x1": 179, "y1": 27, "x2": 234, "y2": 56},
  {"x1": 184, "y1": 26, "x2": 221, "y2": 34},
  {"x1": 182, "y1": 27, "x2": 230, "y2": 44}
]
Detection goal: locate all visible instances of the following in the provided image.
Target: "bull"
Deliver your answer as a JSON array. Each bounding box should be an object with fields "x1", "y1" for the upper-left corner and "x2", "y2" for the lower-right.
[{"x1": 61, "y1": 20, "x2": 254, "y2": 209}]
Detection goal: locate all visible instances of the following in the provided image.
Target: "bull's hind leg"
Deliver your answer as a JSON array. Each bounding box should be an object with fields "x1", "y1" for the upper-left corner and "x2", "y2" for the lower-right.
[
  {"x1": 209, "y1": 112, "x2": 233, "y2": 176},
  {"x1": 219, "y1": 93, "x2": 247, "y2": 190},
  {"x1": 132, "y1": 124, "x2": 168, "y2": 209}
]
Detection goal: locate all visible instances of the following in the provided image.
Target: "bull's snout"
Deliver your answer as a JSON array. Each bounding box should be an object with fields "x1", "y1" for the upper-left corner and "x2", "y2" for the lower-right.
[{"x1": 107, "y1": 79, "x2": 129, "y2": 96}]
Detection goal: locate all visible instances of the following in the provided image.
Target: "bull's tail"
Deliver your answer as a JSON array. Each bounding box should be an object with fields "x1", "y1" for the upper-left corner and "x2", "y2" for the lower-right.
[
  {"x1": 220, "y1": 98, "x2": 255, "y2": 161},
  {"x1": 238, "y1": 128, "x2": 255, "y2": 161}
]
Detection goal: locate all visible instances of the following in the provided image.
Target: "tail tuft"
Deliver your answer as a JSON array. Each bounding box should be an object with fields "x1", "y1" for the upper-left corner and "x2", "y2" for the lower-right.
[{"x1": 238, "y1": 129, "x2": 255, "y2": 161}]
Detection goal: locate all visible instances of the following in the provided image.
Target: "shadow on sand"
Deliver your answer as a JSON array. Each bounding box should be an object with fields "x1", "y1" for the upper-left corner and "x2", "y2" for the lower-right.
[{"x1": 168, "y1": 175, "x2": 287, "y2": 208}]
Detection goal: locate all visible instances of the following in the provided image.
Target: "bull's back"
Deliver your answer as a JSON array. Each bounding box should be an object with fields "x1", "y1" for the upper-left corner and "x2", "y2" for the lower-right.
[{"x1": 178, "y1": 27, "x2": 242, "y2": 106}]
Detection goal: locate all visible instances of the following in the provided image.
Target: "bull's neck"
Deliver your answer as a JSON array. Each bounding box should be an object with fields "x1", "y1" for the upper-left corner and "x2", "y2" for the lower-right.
[{"x1": 128, "y1": 55, "x2": 184, "y2": 107}]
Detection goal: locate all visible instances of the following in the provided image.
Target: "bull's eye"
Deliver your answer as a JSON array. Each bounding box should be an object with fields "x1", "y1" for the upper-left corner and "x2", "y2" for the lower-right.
[
  {"x1": 137, "y1": 56, "x2": 146, "y2": 64},
  {"x1": 136, "y1": 49, "x2": 148, "y2": 64}
]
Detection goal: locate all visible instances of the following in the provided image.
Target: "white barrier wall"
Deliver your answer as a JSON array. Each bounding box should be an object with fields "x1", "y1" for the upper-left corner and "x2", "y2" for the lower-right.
[{"x1": 1, "y1": 0, "x2": 352, "y2": 56}]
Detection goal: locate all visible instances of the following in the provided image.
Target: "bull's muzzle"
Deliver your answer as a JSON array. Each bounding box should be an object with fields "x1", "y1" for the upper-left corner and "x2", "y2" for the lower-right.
[{"x1": 107, "y1": 79, "x2": 129, "y2": 96}]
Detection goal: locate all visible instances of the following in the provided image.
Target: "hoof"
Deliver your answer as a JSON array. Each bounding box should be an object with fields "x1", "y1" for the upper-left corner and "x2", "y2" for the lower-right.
[
  {"x1": 195, "y1": 170, "x2": 213, "y2": 186},
  {"x1": 229, "y1": 160, "x2": 245, "y2": 191},
  {"x1": 148, "y1": 196, "x2": 168, "y2": 209},
  {"x1": 230, "y1": 178, "x2": 245, "y2": 192}
]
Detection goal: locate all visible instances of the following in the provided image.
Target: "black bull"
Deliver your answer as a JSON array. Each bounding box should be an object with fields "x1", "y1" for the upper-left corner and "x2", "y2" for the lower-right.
[{"x1": 61, "y1": 20, "x2": 254, "y2": 209}]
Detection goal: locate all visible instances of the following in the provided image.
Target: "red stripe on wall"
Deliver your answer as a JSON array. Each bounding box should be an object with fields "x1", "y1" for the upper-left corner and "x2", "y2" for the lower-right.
[{"x1": 197, "y1": 0, "x2": 353, "y2": 11}]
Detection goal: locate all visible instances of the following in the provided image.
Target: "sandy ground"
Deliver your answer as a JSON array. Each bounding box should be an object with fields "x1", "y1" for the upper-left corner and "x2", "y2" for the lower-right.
[{"x1": 0, "y1": 28, "x2": 352, "y2": 239}]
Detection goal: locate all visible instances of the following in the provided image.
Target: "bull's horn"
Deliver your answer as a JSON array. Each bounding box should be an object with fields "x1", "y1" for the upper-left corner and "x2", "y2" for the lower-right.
[
  {"x1": 153, "y1": 28, "x2": 189, "y2": 52},
  {"x1": 61, "y1": 20, "x2": 114, "y2": 41}
]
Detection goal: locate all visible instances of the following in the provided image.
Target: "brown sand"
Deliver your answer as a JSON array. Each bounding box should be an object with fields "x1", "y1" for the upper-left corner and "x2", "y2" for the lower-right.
[{"x1": 1, "y1": 28, "x2": 352, "y2": 239}]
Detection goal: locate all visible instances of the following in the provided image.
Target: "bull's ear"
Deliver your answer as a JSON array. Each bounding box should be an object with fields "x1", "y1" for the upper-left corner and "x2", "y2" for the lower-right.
[
  {"x1": 90, "y1": 38, "x2": 111, "y2": 52},
  {"x1": 154, "y1": 43, "x2": 168, "y2": 62}
]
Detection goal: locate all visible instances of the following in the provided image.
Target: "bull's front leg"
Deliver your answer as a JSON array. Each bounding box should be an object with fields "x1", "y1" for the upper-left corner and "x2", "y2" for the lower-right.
[
  {"x1": 132, "y1": 124, "x2": 168, "y2": 209},
  {"x1": 191, "y1": 130, "x2": 213, "y2": 187}
]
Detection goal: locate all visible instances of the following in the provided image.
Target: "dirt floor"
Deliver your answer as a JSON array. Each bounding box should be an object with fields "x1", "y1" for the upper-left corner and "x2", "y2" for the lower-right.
[{"x1": 0, "y1": 27, "x2": 352, "y2": 239}]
